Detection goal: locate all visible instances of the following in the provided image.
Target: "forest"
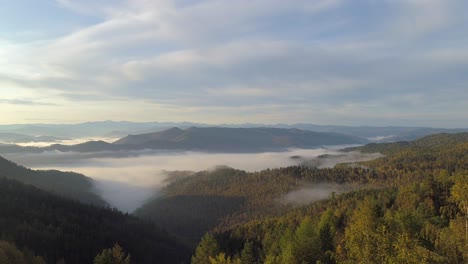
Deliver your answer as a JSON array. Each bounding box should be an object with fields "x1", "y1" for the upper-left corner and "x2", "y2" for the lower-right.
[
  {"x1": 0, "y1": 178, "x2": 189, "y2": 263},
  {"x1": 185, "y1": 133, "x2": 467, "y2": 263},
  {"x1": 0, "y1": 156, "x2": 106, "y2": 206},
  {"x1": 0, "y1": 132, "x2": 466, "y2": 263}
]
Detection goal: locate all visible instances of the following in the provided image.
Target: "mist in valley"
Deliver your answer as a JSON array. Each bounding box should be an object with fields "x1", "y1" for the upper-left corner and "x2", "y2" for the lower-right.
[
  {"x1": 4, "y1": 144, "x2": 383, "y2": 212},
  {"x1": 279, "y1": 183, "x2": 370, "y2": 207}
]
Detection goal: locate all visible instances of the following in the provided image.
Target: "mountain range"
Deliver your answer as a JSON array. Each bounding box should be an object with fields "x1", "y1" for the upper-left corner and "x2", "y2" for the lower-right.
[
  {"x1": 0, "y1": 132, "x2": 466, "y2": 263},
  {"x1": 0, "y1": 121, "x2": 466, "y2": 141},
  {"x1": 0, "y1": 127, "x2": 367, "y2": 153}
]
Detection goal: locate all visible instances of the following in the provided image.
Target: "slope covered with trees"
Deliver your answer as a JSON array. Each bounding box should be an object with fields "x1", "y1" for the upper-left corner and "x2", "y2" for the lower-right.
[
  {"x1": 0, "y1": 127, "x2": 367, "y2": 154},
  {"x1": 0, "y1": 156, "x2": 106, "y2": 206},
  {"x1": 0, "y1": 178, "x2": 190, "y2": 264},
  {"x1": 187, "y1": 133, "x2": 468, "y2": 263},
  {"x1": 0, "y1": 240, "x2": 45, "y2": 264},
  {"x1": 114, "y1": 127, "x2": 367, "y2": 152}
]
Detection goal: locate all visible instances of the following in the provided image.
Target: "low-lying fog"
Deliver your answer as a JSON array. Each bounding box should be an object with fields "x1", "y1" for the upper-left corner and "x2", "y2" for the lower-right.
[
  {"x1": 9, "y1": 137, "x2": 119, "y2": 147},
  {"x1": 4, "y1": 146, "x2": 382, "y2": 212}
]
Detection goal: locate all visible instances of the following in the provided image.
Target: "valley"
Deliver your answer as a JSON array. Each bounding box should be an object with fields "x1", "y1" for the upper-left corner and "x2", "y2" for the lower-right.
[
  {"x1": 0, "y1": 128, "x2": 466, "y2": 263},
  {"x1": 2, "y1": 2, "x2": 467, "y2": 263}
]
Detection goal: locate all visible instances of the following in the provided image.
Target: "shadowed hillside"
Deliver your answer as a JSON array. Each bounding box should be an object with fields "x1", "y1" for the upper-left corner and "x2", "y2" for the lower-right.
[
  {"x1": 0, "y1": 156, "x2": 106, "y2": 206},
  {"x1": 0, "y1": 178, "x2": 190, "y2": 264}
]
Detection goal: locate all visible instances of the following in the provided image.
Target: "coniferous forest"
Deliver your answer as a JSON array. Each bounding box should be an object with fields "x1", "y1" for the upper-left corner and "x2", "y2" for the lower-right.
[
  {"x1": 0, "y1": 132, "x2": 467, "y2": 263},
  {"x1": 2, "y1": 0, "x2": 468, "y2": 262},
  {"x1": 186, "y1": 133, "x2": 468, "y2": 263}
]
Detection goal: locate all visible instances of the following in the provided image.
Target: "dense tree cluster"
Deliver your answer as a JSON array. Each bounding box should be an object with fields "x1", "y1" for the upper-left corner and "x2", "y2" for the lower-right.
[
  {"x1": 137, "y1": 133, "x2": 467, "y2": 252},
  {"x1": 0, "y1": 178, "x2": 190, "y2": 264},
  {"x1": 0, "y1": 156, "x2": 106, "y2": 206},
  {"x1": 1, "y1": 132, "x2": 466, "y2": 263},
  {"x1": 187, "y1": 133, "x2": 468, "y2": 263},
  {"x1": 0, "y1": 240, "x2": 45, "y2": 264}
]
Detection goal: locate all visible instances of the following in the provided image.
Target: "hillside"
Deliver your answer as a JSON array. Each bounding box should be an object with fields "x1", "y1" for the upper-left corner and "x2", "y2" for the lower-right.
[
  {"x1": 134, "y1": 133, "x2": 468, "y2": 256},
  {"x1": 345, "y1": 132, "x2": 468, "y2": 154},
  {"x1": 186, "y1": 133, "x2": 468, "y2": 263},
  {"x1": 0, "y1": 156, "x2": 106, "y2": 206},
  {"x1": 0, "y1": 177, "x2": 190, "y2": 264},
  {"x1": 114, "y1": 127, "x2": 367, "y2": 151},
  {"x1": 0, "y1": 127, "x2": 367, "y2": 154},
  {"x1": 0, "y1": 121, "x2": 465, "y2": 141},
  {"x1": 0, "y1": 133, "x2": 68, "y2": 143}
]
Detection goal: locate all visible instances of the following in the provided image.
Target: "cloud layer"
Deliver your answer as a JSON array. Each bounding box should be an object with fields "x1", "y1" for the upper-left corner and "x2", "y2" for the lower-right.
[
  {"x1": 4, "y1": 146, "x2": 368, "y2": 212},
  {"x1": 1, "y1": 0, "x2": 467, "y2": 126}
]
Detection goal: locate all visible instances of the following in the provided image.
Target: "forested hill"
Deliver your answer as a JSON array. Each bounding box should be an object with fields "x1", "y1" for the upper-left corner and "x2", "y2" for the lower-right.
[
  {"x1": 0, "y1": 177, "x2": 190, "y2": 264},
  {"x1": 345, "y1": 132, "x2": 468, "y2": 154},
  {"x1": 185, "y1": 133, "x2": 467, "y2": 263},
  {"x1": 135, "y1": 133, "x2": 467, "y2": 262},
  {"x1": 113, "y1": 127, "x2": 367, "y2": 151},
  {"x1": 0, "y1": 127, "x2": 366, "y2": 154},
  {"x1": 0, "y1": 156, "x2": 106, "y2": 206}
]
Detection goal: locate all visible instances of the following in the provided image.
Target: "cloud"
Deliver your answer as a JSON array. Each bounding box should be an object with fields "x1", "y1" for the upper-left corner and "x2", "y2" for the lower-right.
[
  {"x1": 0, "y1": 0, "x2": 467, "y2": 126},
  {"x1": 0, "y1": 99, "x2": 58, "y2": 106},
  {"x1": 280, "y1": 184, "x2": 349, "y2": 206},
  {"x1": 4, "y1": 145, "x2": 374, "y2": 212}
]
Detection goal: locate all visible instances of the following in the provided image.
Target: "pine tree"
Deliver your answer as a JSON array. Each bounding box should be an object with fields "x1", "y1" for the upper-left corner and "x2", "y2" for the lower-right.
[
  {"x1": 93, "y1": 244, "x2": 131, "y2": 264},
  {"x1": 192, "y1": 233, "x2": 221, "y2": 264},
  {"x1": 240, "y1": 240, "x2": 255, "y2": 264}
]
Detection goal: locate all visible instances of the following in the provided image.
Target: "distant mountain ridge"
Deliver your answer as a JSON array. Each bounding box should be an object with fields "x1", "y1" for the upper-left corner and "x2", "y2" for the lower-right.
[
  {"x1": 113, "y1": 127, "x2": 367, "y2": 151},
  {"x1": 0, "y1": 127, "x2": 367, "y2": 153},
  {"x1": 0, "y1": 132, "x2": 69, "y2": 143},
  {"x1": 0, "y1": 121, "x2": 466, "y2": 140}
]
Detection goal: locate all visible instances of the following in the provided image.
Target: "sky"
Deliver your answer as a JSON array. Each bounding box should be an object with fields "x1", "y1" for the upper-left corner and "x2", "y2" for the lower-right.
[{"x1": 0, "y1": 0, "x2": 467, "y2": 127}]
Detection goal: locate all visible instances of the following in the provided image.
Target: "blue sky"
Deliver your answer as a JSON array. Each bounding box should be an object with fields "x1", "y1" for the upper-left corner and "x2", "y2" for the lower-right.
[{"x1": 0, "y1": 0, "x2": 467, "y2": 127}]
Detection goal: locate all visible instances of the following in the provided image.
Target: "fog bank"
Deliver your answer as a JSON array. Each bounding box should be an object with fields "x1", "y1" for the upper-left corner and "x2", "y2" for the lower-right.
[
  {"x1": 4, "y1": 146, "x2": 382, "y2": 212},
  {"x1": 280, "y1": 184, "x2": 358, "y2": 206}
]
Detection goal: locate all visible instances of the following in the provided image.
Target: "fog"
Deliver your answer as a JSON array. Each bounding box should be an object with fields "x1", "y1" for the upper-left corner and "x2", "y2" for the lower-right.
[
  {"x1": 280, "y1": 184, "x2": 362, "y2": 206},
  {"x1": 13, "y1": 137, "x2": 119, "y2": 147},
  {"x1": 308, "y1": 151, "x2": 384, "y2": 168},
  {"x1": 4, "y1": 146, "x2": 382, "y2": 212}
]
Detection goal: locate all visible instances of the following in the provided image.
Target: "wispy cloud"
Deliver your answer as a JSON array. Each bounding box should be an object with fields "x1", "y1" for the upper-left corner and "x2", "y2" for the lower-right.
[
  {"x1": 0, "y1": 99, "x2": 58, "y2": 106},
  {"x1": 0, "y1": 0, "x2": 467, "y2": 126}
]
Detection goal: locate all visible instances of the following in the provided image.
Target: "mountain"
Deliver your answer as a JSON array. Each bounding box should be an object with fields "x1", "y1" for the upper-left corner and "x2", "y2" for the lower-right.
[
  {"x1": 134, "y1": 133, "x2": 468, "y2": 254},
  {"x1": 0, "y1": 177, "x2": 190, "y2": 264},
  {"x1": 0, "y1": 156, "x2": 106, "y2": 206},
  {"x1": 188, "y1": 133, "x2": 468, "y2": 263},
  {"x1": 0, "y1": 121, "x2": 200, "y2": 138},
  {"x1": 0, "y1": 121, "x2": 466, "y2": 141},
  {"x1": 113, "y1": 127, "x2": 368, "y2": 151},
  {"x1": 0, "y1": 133, "x2": 69, "y2": 143},
  {"x1": 0, "y1": 127, "x2": 367, "y2": 154},
  {"x1": 345, "y1": 132, "x2": 468, "y2": 154},
  {"x1": 0, "y1": 121, "x2": 468, "y2": 142}
]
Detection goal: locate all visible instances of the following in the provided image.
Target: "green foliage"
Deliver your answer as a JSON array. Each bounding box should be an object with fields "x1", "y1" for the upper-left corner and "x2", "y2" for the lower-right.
[
  {"x1": 94, "y1": 244, "x2": 131, "y2": 264},
  {"x1": 0, "y1": 240, "x2": 45, "y2": 264},
  {"x1": 0, "y1": 178, "x2": 189, "y2": 264},
  {"x1": 192, "y1": 234, "x2": 221, "y2": 264},
  {"x1": 135, "y1": 194, "x2": 245, "y2": 247},
  {"x1": 446, "y1": 171, "x2": 468, "y2": 261},
  {"x1": 209, "y1": 252, "x2": 241, "y2": 264},
  {"x1": 0, "y1": 156, "x2": 106, "y2": 206},
  {"x1": 188, "y1": 133, "x2": 468, "y2": 264},
  {"x1": 240, "y1": 240, "x2": 255, "y2": 264}
]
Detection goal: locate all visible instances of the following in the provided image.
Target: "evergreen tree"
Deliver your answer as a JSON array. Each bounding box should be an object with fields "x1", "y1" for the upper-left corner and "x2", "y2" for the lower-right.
[
  {"x1": 192, "y1": 234, "x2": 221, "y2": 264},
  {"x1": 93, "y1": 244, "x2": 131, "y2": 264},
  {"x1": 240, "y1": 240, "x2": 255, "y2": 264},
  {"x1": 292, "y1": 217, "x2": 321, "y2": 264},
  {"x1": 0, "y1": 240, "x2": 45, "y2": 264},
  {"x1": 450, "y1": 172, "x2": 468, "y2": 248}
]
